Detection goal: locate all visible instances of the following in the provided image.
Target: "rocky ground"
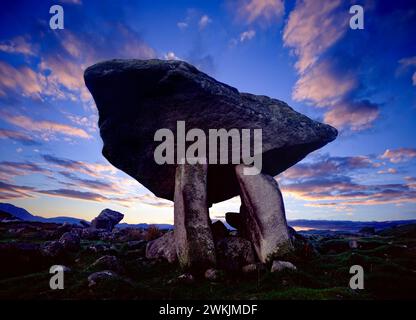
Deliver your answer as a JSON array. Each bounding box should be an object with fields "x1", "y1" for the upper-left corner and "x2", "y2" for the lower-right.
[{"x1": 1, "y1": 217, "x2": 415, "y2": 300}]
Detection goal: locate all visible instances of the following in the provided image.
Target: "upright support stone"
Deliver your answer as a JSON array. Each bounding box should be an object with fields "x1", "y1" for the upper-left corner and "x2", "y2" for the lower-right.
[
  {"x1": 235, "y1": 164, "x2": 293, "y2": 263},
  {"x1": 174, "y1": 162, "x2": 216, "y2": 271}
]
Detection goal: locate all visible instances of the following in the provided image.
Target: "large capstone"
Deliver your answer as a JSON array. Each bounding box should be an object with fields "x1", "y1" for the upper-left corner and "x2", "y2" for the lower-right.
[{"x1": 84, "y1": 59, "x2": 337, "y2": 205}]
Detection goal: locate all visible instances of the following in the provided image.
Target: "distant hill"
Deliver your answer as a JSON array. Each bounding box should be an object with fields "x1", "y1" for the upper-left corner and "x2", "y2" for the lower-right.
[
  {"x1": 1, "y1": 202, "x2": 415, "y2": 232},
  {"x1": 288, "y1": 219, "x2": 416, "y2": 233},
  {"x1": 0, "y1": 203, "x2": 82, "y2": 225},
  {"x1": 118, "y1": 223, "x2": 173, "y2": 230}
]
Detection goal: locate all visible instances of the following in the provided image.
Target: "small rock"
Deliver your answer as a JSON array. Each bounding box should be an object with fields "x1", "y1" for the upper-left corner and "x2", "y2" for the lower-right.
[
  {"x1": 242, "y1": 263, "x2": 266, "y2": 274},
  {"x1": 271, "y1": 260, "x2": 297, "y2": 273},
  {"x1": 90, "y1": 255, "x2": 124, "y2": 274},
  {"x1": 59, "y1": 232, "x2": 80, "y2": 251},
  {"x1": 41, "y1": 241, "x2": 64, "y2": 257},
  {"x1": 349, "y1": 240, "x2": 359, "y2": 249},
  {"x1": 204, "y1": 268, "x2": 223, "y2": 281},
  {"x1": 177, "y1": 273, "x2": 195, "y2": 284},
  {"x1": 81, "y1": 228, "x2": 100, "y2": 240},
  {"x1": 88, "y1": 270, "x2": 118, "y2": 287}
]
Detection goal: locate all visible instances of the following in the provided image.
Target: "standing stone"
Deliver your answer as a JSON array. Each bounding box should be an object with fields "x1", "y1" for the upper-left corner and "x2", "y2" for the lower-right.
[
  {"x1": 235, "y1": 164, "x2": 293, "y2": 263},
  {"x1": 174, "y1": 162, "x2": 216, "y2": 271},
  {"x1": 91, "y1": 208, "x2": 124, "y2": 231}
]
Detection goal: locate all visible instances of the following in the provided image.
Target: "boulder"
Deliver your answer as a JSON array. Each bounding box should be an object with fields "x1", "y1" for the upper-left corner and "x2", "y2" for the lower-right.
[
  {"x1": 271, "y1": 260, "x2": 297, "y2": 273},
  {"x1": 216, "y1": 237, "x2": 256, "y2": 271},
  {"x1": 91, "y1": 208, "x2": 124, "y2": 231},
  {"x1": 235, "y1": 165, "x2": 293, "y2": 262},
  {"x1": 174, "y1": 162, "x2": 216, "y2": 271},
  {"x1": 242, "y1": 263, "x2": 266, "y2": 274},
  {"x1": 90, "y1": 255, "x2": 124, "y2": 274},
  {"x1": 41, "y1": 241, "x2": 64, "y2": 257},
  {"x1": 87, "y1": 270, "x2": 119, "y2": 287},
  {"x1": 84, "y1": 59, "x2": 337, "y2": 205},
  {"x1": 145, "y1": 231, "x2": 177, "y2": 263},
  {"x1": 59, "y1": 232, "x2": 80, "y2": 251},
  {"x1": 204, "y1": 268, "x2": 224, "y2": 281}
]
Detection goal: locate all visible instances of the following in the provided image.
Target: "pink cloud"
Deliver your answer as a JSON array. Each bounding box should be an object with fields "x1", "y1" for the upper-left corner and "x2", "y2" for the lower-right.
[
  {"x1": 292, "y1": 61, "x2": 356, "y2": 106},
  {"x1": 381, "y1": 148, "x2": 416, "y2": 163},
  {"x1": 235, "y1": 0, "x2": 285, "y2": 25},
  {"x1": 283, "y1": 0, "x2": 346, "y2": 73},
  {"x1": 0, "y1": 62, "x2": 42, "y2": 98},
  {"x1": 324, "y1": 100, "x2": 380, "y2": 131},
  {"x1": 0, "y1": 36, "x2": 36, "y2": 56},
  {"x1": 3, "y1": 114, "x2": 91, "y2": 139}
]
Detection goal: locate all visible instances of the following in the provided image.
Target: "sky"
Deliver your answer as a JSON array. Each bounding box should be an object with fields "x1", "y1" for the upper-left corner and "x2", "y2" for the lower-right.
[{"x1": 0, "y1": 0, "x2": 415, "y2": 224}]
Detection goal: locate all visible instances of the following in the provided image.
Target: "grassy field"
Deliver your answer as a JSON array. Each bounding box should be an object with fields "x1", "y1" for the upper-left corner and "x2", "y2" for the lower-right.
[{"x1": 0, "y1": 222, "x2": 415, "y2": 300}]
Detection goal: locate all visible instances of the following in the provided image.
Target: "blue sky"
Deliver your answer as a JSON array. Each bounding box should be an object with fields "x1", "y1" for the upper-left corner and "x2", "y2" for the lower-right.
[{"x1": 0, "y1": 0, "x2": 415, "y2": 224}]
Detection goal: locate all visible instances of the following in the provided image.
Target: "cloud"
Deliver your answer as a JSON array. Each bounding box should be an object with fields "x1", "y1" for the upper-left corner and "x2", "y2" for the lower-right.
[
  {"x1": 282, "y1": 154, "x2": 376, "y2": 180},
  {"x1": 198, "y1": 15, "x2": 212, "y2": 29},
  {"x1": 58, "y1": 171, "x2": 118, "y2": 193},
  {"x1": 42, "y1": 154, "x2": 116, "y2": 178},
  {"x1": 292, "y1": 60, "x2": 356, "y2": 107},
  {"x1": 283, "y1": 0, "x2": 346, "y2": 73},
  {"x1": 323, "y1": 100, "x2": 380, "y2": 131},
  {"x1": 236, "y1": 0, "x2": 285, "y2": 25},
  {"x1": 282, "y1": 0, "x2": 381, "y2": 132},
  {"x1": 377, "y1": 168, "x2": 397, "y2": 175},
  {"x1": 0, "y1": 36, "x2": 36, "y2": 56},
  {"x1": 0, "y1": 62, "x2": 43, "y2": 98},
  {"x1": 0, "y1": 161, "x2": 49, "y2": 182},
  {"x1": 381, "y1": 148, "x2": 416, "y2": 163},
  {"x1": 240, "y1": 30, "x2": 256, "y2": 42},
  {"x1": 37, "y1": 188, "x2": 108, "y2": 202},
  {"x1": 177, "y1": 22, "x2": 188, "y2": 30},
  {"x1": 398, "y1": 56, "x2": 416, "y2": 86},
  {"x1": 0, "y1": 128, "x2": 40, "y2": 145},
  {"x1": 60, "y1": 0, "x2": 82, "y2": 4},
  {"x1": 164, "y1": 52, "x2": 180, "y2": 60},
  {"x1": 282, "y1": 176, "x2": 416, "y2": 207},
  {"x1": 0, "y1": 181, "x2": 36, "y2": 200},
  {"x1": 2, "y1": 113, "x2": 91, "y2": 140}
]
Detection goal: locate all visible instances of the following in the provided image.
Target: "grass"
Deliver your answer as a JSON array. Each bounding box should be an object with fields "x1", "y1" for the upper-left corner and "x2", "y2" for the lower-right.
[{"x1": 1, "y1": 223, "x2": 415, "y2": 300}]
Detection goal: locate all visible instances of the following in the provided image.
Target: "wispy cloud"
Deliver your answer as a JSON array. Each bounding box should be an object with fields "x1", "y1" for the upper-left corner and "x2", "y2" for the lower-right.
[
  {"x1": 0, "y1": 161, "x2": 49, "y2": 182},
  {"x1": 0, "y1": 128, "x2": 40, "y2": 145},
  {"x1": 42, "y1": 154, "x2": 116, "y2": 177},
  {"x1": 381, "y1": 148, "x2": 416, "y2": 163},
  {"x1": 198, "y1": 15, "x2": 212, "y2": 29},
  {"x1": 0, "y1": 36, "x2": 36, "y2": 56},
  {"x1": 0, "y1": 62, "x2": 43, "y2": 98},
  {"x1": 282, "y1": 0, "x2": 380, "y2": 132},
  {"x1": 236, "y1": 0, "x2": 285, "y2": 25},
  {"x1": 2, "y1": 113, "x2": 91, "y2": 140},
  {"x1": 398, "y1": 56, "x2": 416, "y2": 86},
  {"x1": 323, "y1": 100, "x2": 380, "y2": 131},
  {"x1": 240, "y1": 30, "x2": 256, "y2": 42}
]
